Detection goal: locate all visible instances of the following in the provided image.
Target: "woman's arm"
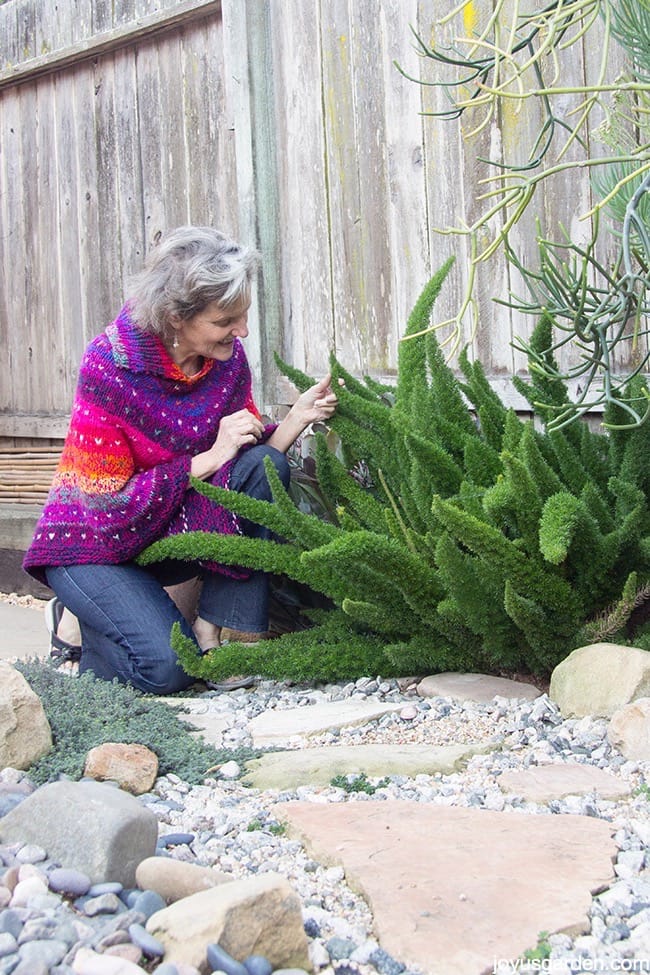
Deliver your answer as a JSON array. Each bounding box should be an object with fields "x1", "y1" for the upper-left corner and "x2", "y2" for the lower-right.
[{"x1": 266, "y1": 374, "x2": 340, "y2": 454}]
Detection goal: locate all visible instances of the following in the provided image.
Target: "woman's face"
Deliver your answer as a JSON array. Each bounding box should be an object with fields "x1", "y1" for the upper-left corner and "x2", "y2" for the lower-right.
[{"x1": 173, "y1": 298, "x2": 250, "y2": 364}]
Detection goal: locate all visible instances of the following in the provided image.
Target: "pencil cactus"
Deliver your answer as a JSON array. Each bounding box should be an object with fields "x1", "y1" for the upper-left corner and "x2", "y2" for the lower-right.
[{"x1": 137, "y1": 261, "x2": 650, "y2": 682}]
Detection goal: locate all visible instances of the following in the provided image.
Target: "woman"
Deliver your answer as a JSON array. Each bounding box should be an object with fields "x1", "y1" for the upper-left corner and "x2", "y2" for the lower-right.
[{"x1": 23, "y1": 226, "x2": 339, "y2": 694}]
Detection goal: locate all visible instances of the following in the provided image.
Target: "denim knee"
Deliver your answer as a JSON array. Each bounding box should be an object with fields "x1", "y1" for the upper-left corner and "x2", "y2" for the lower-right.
[{"x1": 263, "y1": 445, "x2": 291, "y2": 488}]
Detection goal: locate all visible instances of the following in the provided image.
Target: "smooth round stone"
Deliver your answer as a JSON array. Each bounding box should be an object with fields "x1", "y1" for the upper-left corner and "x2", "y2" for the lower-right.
[
  {"x1": 0, "y1": 889, "x2": 10, "y2": 910},
  {"x1": 16, "y1": 939, "x2": 68, "y2": 968},
  {"x1": 155, "y1": 965, "x2": 180, "y2": 975},
  {"x1": 399, "y1": 705, "x2": 418, "y2": 721},
  {"x1": 130, "y1": 888, "x2": 166, "y2": 919},
  {"x1": 0, "y1": 911, "x2": 22, "y2": 940},
  {"x1": 15, "y1": 845, "x2": 47, "y2": 865},
  {"x1": 104, "y1": 942, "x2": 143, "y2": 965},
  {"x1": 128, "y1": 922, "x2": 165, "y2": 958},
  {"x1": 243, "y1": 955, "x2": 273, "y2": 975},
  {"x1": 47, "y1": 867, "x2": 92, "y2": 897},
  {"x1": 88, "y1": 881, "x2": 123, "y2": 897},
  {"x1": 157, "y1": 832, "x2": 195, "y2": 849},
  {"x1": 206, "y1": 943, "x2": 248, "y2": 975},
  {"x1": 82, "y1": 892, "x2": 123, "y2": 916},
  {"x1": 0, "y1": 932, "x2": 16, "y2": 958},
  {"x1": 10, "y1": 876, "x2": 48, "y2": 906}
]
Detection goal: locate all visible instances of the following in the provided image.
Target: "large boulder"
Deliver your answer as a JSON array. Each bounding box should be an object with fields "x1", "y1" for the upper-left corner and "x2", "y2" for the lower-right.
[
  {"x1": 608, "y1": 697, "x2": 650, "y2": 761},
  {"x1": 146, "y1": 873, "x2": 309, "y2": 972},
  {"x1": 0, "y1": 780, "x2": 158, "y2": 885},
  {"x1": 0, "y1": 662, "x2": 51, "y2": 769},
  {"x1": 549, "y1": 643, "x2": 650, "y2": 718}
]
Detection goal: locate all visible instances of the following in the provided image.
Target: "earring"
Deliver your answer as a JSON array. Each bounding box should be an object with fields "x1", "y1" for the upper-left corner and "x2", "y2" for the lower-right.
[{"x1": 172, "y1": 334, "x2": 179, "y2": 349}]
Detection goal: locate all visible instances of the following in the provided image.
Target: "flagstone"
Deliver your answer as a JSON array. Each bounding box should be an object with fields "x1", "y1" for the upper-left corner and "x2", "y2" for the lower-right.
[
  {"x1": 279, "y1": 801, "x2": 616, "y2": 975},
  {"x1": 247, "y1": 699, "x2": 404, "y2": 747},
  {"x1": 243, "y1": 742, "x2": 491, "y2": 790},
  {"x1": 497, "y1": 763, "x2": 630, "y2": 803}
]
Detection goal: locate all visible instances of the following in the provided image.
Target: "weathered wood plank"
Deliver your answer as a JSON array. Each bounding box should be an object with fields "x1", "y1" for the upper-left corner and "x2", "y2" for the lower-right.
[
  {"x1": 267, "y1": 0, "x2": 333, "y2": 386},
  {"x1": 221, "y1": 0, "x2": 263, "y2": 403},
  {"x1": 380, "y1": 0, "x2": 430, "y2": 355},
  {"x1": 0, "y1": 0, "x2": 222, "y2": 88}
]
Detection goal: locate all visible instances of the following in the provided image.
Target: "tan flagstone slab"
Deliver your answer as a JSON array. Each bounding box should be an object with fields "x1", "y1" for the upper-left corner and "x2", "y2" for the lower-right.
[
  {"x1": 247, "y1": 699, "x2": 404, "y2": 747},
  {"x1": 243, "y1": 742, "x2": 490, "y2": 790},
  {"x1": 279, "y1": 801, "x2": 616, "y2": 975},
  {"x1": 417, "y1": 672, "x2": 541, "y2": 703},
  {"x1": 156, "y1": 699, "x2": 230, "y2": 748},
  {"x1": 498, "y1": 763, "x2": 630, "y2": 803}
]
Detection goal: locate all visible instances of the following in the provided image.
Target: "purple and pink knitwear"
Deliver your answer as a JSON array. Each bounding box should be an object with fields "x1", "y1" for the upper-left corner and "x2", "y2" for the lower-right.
[{"x1": 23, "y1": 306, "x2": 274, "y2": 584}]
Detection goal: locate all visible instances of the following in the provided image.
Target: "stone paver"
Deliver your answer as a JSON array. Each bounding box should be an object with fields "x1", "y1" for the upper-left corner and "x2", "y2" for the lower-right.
[
  {"x1": 280, "y1": 801, "x2": 616, "y2": 975},
  {"x1": 247, "y1": 699, "x2": 404, "y2": 746},
  {"x1": 498, "y1": 763, "x2": 630, "y2": 803},
  {"x1": 243, "y1": 742, "x2": 490, "y2": 790},
  {"x1": 417, "y1": 672, "x2": 541, "y2": 703}
]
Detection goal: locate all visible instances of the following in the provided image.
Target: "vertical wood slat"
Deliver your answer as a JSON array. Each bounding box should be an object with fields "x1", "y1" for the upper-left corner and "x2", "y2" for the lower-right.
[{"x1": 268, "y1": 0, "x2": 332, "y2": 383}]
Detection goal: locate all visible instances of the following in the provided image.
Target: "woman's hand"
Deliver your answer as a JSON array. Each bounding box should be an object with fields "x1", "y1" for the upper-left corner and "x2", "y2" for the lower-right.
[
  {"x1": 267, "y1": 373, "x2": 342, "y2": 454},
  {"x1": 191, "y1": 409, "x2": 265, "y2": 479},
  {"x1": 291, "y1": 374, "x2": 341, "y2": 426}
]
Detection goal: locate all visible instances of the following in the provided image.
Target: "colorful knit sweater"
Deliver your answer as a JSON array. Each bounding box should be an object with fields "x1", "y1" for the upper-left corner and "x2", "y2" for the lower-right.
[{"x1": 23, "y1": 306, "x2": 273, "y2": 584}]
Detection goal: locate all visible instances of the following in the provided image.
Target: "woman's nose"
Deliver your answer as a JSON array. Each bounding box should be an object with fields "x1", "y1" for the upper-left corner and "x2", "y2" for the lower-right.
[{"x1": 231, "y1": 316, "x2": 249, "y2": 337}]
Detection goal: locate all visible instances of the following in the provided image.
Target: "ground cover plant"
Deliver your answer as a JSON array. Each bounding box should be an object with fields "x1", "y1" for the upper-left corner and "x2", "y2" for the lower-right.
[
  {"x1": 15, "y1": 659, "x2": 263, "y2": 785},
  {"x1": 136, "y1": 258, "x2": 650, "y2": 685}
]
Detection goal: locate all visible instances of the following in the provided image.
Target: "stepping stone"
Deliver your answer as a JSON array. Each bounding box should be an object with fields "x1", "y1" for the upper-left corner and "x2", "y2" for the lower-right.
[
  {"x1": 498, "y1": 763, "x2": 630, "y2": 803},
  {"x1": 157, "y1": 698, "x2": 230, "y2": 748},
  {"x1": 243, "y1": 742, "x2": 491, "y2": 790},
  {"x1": 247, "y1": 700, "x2": 403, "y2": 747},
  {"x1": 417, "y1": 672, "x2": 541, "y2": 703},
  {"x1": 279, "y1": 801, "x2": 615, "y2": 975}
]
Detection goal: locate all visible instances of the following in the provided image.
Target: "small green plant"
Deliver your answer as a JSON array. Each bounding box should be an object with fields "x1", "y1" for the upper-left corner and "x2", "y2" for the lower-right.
[
  {"x1": 246, "y1": 817, "x2": 286, "y2": 835},
  {"x1": 14, "y1": 659, "x2": 263, "y2": 786},
  {"x1": 330, "y1": 772, "x2": 390, "y2": 795},
  {"x1": 633, "y1": 782, "x2": 650, "y2": 800},
  {"x1": 522, "y1": 931, "x2": 552, "y2": 962}
]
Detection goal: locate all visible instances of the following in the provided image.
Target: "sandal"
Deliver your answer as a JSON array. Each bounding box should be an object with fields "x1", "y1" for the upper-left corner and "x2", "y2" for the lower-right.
[
  {"x1": 45, "y1": 597, "x2": 82, "y2": 664},
  {"x1": 205, "y1": 675, "x2": 256, "y2": 692}
]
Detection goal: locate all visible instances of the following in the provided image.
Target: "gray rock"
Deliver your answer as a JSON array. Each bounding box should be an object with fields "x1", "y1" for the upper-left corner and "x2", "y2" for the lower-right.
[
  {"x1": 0, "y1": 780, "x2": 157, "y2": 886},
  {"x1": 47, "y1": 868, "x2": 91, "y2": 897},
  {"x1": 17, "y1": 938, "x2": 68, "y2": 968},
  {"x1": 128, "y1": 921, "x2": 165, "y2": 958},
  {"x1": 0, "y1": 932, "x2": 16, "y2": 958}
]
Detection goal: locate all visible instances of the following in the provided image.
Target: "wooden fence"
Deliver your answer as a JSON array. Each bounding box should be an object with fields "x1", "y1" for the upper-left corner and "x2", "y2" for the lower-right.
[{"x1": 0, "y1": 0, "x2": 637, "y2": 448}]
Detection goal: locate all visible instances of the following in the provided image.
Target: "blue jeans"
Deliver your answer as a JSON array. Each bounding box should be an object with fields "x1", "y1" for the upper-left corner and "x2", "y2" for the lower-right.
[{"x1": 45, "y1": 445, "x2": 290, "y2": 694}]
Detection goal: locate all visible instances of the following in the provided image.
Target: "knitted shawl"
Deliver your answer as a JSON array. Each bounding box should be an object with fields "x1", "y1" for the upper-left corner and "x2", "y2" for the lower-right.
[{"x1": 24, "y1": 306, "x2": 273, "y2": 583}]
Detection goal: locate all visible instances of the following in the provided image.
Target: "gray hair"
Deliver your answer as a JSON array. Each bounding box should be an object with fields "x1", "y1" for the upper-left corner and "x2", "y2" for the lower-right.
[{"x1": 126, "y1": 226, "x2": 260, "y2": 339}]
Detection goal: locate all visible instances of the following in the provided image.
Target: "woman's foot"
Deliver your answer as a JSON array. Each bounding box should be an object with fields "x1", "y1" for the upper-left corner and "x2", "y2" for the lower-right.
[
  {"x1": 193, "y1": 616, "x2": 256, "y2": 691},
  {"x1": 192, "y1": 616, "x2": 222, "y2": 652}
]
